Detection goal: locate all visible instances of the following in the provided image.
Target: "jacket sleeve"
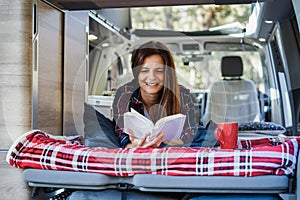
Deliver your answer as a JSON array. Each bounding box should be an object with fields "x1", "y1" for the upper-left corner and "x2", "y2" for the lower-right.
[
  {"x1": 179, "y1": 86, "x2": 198, "y2": 143},
  {"x1": 112, "y1": 85, "x2": 132, "y2": 147}
]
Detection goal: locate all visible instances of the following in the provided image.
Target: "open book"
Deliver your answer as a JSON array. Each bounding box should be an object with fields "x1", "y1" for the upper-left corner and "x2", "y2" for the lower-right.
[{"x1": 123, "y1": 109, "x2": 186, "y2": 142}]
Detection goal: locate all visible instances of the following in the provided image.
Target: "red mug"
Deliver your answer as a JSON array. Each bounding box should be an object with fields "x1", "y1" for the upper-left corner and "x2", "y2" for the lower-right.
[{"x1": 214, "y1": 122, "x2": 238, "y2": 149}]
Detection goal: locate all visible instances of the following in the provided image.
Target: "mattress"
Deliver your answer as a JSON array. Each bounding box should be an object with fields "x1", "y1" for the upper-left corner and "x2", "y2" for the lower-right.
[{"x1": 6, "y1": 130, "x2": 300, "y2": 177}]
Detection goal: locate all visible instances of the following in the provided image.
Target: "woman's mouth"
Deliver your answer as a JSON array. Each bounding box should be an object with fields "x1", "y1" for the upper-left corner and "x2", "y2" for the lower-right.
[{"x1": 146, "y1": 82, "x2": 158, "y2": 86}]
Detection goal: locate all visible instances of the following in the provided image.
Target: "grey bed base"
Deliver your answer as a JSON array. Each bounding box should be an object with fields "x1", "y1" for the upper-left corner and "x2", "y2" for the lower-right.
[
  {"x1": 23, "y1": 168, "x2": 298, "y2": 200},
  {"x1": 23, "y1": 146, "x2": 300, "y2": 200}
]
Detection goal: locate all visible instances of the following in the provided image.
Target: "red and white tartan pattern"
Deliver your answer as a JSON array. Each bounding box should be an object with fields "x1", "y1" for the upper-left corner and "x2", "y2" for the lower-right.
[{"x1": 6, "y1": 130, "x2": 300, "y2": 177}]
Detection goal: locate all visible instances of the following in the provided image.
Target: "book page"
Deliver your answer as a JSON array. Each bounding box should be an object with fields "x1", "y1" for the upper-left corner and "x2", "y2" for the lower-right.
[
  {"x1": 124, "y1": 109, "x2": 186, "y2": 142},
  {"x1": 123, "y1": 110, "x2": 154, "y2": 139},
  {"x1": 151, "y1": 114, "x2": 186, "y2": 141}
]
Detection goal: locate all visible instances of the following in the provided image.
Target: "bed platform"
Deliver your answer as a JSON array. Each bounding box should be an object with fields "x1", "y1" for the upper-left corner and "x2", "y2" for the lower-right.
[
  {"x1": 7, "y1": 130, "x2": 300, "y2": 200},
  {"x1": 24, "y1": 169, "x2": 291, "y2": 193}
]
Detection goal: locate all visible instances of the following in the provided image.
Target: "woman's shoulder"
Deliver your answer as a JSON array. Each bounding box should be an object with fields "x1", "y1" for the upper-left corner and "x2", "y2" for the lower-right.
[
  {"x1": 113, "y1": 80, "x2": 137, "y2": 106},
  {"x1": 179, "y1": 85, "x2": 191, "y2": 94},
  {"x1": 178, "y1": 85, "x2": 194, "y2": 103},
  {"x1": 116, "y1": 80, "x2": 137, "y2": 92}
]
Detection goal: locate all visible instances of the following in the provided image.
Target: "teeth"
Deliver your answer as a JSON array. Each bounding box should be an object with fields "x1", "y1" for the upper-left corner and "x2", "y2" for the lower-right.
[{"x1": 146, "y1": 82, "x2": 157, "y2": 86}]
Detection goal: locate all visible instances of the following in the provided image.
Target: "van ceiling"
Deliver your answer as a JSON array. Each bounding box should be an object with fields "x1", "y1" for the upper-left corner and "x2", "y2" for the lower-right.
[{"x1": 47, "y1": 0, "x2": 271, "y2": 10}]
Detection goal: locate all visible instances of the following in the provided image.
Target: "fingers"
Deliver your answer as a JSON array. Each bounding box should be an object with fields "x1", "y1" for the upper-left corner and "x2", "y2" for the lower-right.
[
  {"x1": 139, "y1": 133, "x2": 150, "y2": 146},
  {"x1": 155, "y1": 132, "x2": 165, "y2": 142},
  {"x1": 124, "y1": 130, "x2": 166, "y2": 148},
  {"x1": 124, "y1": 128, "x2": 134, "y2": 141},
  {"x1": 124, "y1": 129, "x2": 138, "y2": 148},
  {"x1": 144, "y1": 132, "x2": 165, "y2": 148},
  {"x1": 127, "y1": 131, "x2": 151, "y2": 148}
]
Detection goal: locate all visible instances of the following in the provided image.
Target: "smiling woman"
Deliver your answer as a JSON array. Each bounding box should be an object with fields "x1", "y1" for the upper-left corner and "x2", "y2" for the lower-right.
[
  {"x1": 1, "y1": 0, "x2": 300, "y2": 199},
  {"x1": 112, "y1": 41, "x2": 198, "y2": 148}
]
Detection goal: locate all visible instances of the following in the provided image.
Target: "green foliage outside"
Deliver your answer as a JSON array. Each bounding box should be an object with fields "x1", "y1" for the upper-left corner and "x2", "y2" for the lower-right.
[{"x1": 131, "y1": 5, "x2": 251, "y2": 31}]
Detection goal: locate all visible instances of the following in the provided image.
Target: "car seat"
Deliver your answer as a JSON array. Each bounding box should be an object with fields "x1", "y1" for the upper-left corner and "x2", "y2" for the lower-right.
[{"x1": 201, "y1": 56, "x2": 261, "y2": 126}]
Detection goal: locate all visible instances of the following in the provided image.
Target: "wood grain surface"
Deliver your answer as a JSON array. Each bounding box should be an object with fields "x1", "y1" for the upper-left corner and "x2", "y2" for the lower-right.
[
  {"x1": 0, "y1": 0, "x2": 32, "y2": 148},
  {"x1": 37, "y1": 1, "x2": 63, "y2": 135}
]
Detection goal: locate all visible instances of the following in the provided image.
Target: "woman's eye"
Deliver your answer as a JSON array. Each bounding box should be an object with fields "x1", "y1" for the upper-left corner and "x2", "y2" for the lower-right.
[
  {"x1": 140, "y1": 69, "x2": 149, "y2": 73},
  {"x1": 156, "y1": 68, "x2": 164, "y2": 73}
]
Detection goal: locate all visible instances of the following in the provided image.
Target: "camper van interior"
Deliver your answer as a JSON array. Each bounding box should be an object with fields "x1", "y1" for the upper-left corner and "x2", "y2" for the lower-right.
[{"x1": 1, "y1": 0, "x2": 300, "y2": 199}]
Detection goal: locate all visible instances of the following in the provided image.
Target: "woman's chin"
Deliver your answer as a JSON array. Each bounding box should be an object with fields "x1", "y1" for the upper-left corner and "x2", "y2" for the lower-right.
[{"x1": 142, "y1": 86, "x2": 162, "y2": 94}]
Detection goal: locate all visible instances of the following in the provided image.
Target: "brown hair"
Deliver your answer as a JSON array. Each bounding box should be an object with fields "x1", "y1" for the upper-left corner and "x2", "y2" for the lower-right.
[{"x1": 131, "y1": 41, "x2": 180, "y2": 120}]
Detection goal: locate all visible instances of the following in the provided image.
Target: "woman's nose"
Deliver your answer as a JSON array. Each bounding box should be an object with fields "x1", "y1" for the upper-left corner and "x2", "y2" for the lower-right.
[{"x1": 147, "y1": 70, "x2": 155, "y2": 79}]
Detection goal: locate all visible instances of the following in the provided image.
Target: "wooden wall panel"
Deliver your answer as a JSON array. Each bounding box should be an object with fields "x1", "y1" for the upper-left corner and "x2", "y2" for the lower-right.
[
  {"x1": 0, "y1": 2, "x2": 33, "y2": 199},
  {"x1": 0, "y1": 2, "x2": 87, "y2": 198},
  {"x1": 64, "y1": 11, "x2": 88, "y2": 136},
  {"x1": 37, "y1": 1, "x2": 63, "y2": 135},
  {"x1": 0, "y1": 0, "x2": 32, "y2": 148}
]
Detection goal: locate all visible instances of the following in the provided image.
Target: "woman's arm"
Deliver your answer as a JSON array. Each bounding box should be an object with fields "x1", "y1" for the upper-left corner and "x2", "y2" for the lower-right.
[
  {"x1": 112, "y1": 84, "x2": 132, "y2": 147},
  {"x1": 113, "y1": 82, "x2": 163, "y2": 148},
  {"x1": 179, "y1": 86, "x2": 198, "y2": 143}
]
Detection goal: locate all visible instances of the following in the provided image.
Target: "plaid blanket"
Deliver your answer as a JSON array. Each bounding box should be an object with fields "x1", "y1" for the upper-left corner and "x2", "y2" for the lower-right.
[{"x1": 6, "y1": 130, "x2": 300, "y2": 177}]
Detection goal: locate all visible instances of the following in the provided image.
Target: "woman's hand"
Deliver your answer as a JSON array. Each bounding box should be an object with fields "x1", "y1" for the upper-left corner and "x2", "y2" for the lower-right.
[
  {"x1": 144, "y1": 132, "x2": 165, "y2": 148},
  {"x1": 125, "y1": 129, "x2": 165, "y2": 148}
]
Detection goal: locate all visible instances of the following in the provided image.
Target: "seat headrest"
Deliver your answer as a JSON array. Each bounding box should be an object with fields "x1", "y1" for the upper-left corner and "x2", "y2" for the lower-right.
[{"x1": 221, "y1": 56, "x2": 243, "y2": 77}]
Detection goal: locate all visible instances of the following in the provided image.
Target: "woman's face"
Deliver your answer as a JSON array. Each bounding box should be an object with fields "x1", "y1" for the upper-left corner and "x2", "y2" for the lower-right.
[{"x1": 138, "y1": 54, "x2": 165, "y2": 95}]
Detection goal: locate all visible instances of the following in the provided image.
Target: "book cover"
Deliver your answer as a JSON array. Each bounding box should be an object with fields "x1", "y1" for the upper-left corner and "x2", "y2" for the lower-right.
[{"x1": 124, "y1": 109, "x2": 186, "y2": 142}]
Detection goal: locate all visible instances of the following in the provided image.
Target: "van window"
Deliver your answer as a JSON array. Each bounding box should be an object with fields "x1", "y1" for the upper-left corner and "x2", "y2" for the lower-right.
[
  {"x1": 87, "y1": 3, "x2": 280, "y2": 124},
  {"x1": 130, "y1": 5, "x2": 251, "y2": 31},
  {"x1": 172, "y1": 51, "x2": 265, "y2": 92}
]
